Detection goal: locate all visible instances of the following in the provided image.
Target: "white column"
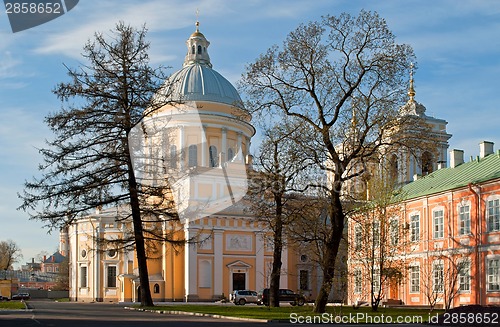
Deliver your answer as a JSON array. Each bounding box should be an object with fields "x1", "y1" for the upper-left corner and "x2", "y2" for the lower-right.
[
  {"x1": 213, "y1": 229, "x2": 223, "y2": 297},
  {"x1": 184, "y1": 227, "x2": 198, "y2": 301},
  {"x1": 255, "y1": 232, "x2": 264, "y2": 291},
  {"x1": 94, "y1": 225, "x2": 101, "y2": 301},
  {"x1": 179, "y1": 126, "x2": 185, "y2": 170},
  {"x1": 279, "y1": 247, "x2": 288, "y2": 288},
  {"x1": 221, "y1": 128, "x2": 227, "y2": 167},
  {"x1": 237, "y1": 132, "x2": 243, "y2": 162},
  {"x1": 201, "y1": 125, "x2": 207, "y2": 167}
]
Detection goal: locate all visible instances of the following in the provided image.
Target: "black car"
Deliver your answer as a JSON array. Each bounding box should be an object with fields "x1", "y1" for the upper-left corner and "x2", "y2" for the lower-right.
[
  {"x1": 11, "y1": 293, "x2": 30, "y2": 300},
  {"x1": 0, "y1": 295, "x2": 10, "y2": 301},
  {"x1": 257, "y1": 288, "x2": 305, "y2": 306}
]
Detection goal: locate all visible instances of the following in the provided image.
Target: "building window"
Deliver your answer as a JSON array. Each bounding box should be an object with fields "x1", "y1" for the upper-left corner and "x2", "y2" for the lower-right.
[
  {"x1": 372, "y1": 268, "x2": 381, "y2": 293},
  {"x1": 488, "y1": 199, "x2": 500, "y2": 232},
  {"x1": 422, "y1": 151, "x2": 434, "y2": 175},
  {"x1": 197, "y1": 45, "x2": 202, "y2": 54},
  {"x1": 199, "y1": 260, "x2": 212, "y2": 288},
  {"x1": 191, "y1": 45, "x2": 195, "y2": 54},
  {"x1": 410, "y1": 266, "x2": 420, "y2": 293},
  {"x1": 433, "y1": 262, "x2": 444, "y2": 293},
  {"x1": 188, "y1": 145, "x2": 197, "y2": 167},
  {"x1": 372, "y1": 221, "x2": 380, "y2": 247},
  {"x1": 487, "y1": 259, "x2": 500, "y2": 291},
  {"x1": 390, "y1": 219, "x2": 399, "y2": 246},
  {"x1": 107, "y1": 249, "x2": 117, "y2": 258},
  {"x1": 459, "y1": 205, "x2": 471, "y2": 235},
  {"x1": 299, "y1": 270, "x2": 309, "y2": 291},
  {"x1": 107, "y1": 266, "x2": 117, "y2": 288},
  {"x1": 154, "y1": 283, "x2": 160, "y2": 294},
  {"x1": 354, "y1": 269, "x2": 362, "y2": 294},
  {"x1": 169, "y1": 145, "x2": 177, "y2": 169},
  {"x1": 433, "y1": 209, "x2": 444, "y2": 239},
  {"x1": 80, "y1": 266, "x2": 87, "y2": 288},
  {"x1": 227, "y1": 148, "x2": 234, "y2": 162},
  {"x1": 354, "y1": 225, "x2": 362, "y2": 251},
  {"x1": 209, "y1": 145, "x2": 218, "y2": 167},
  {"x1": 458, "y1": 260, "x2": 471, "y2": 292},
  {"x1": 410, "y1": 214, "x2": 420, "y2": 242}
]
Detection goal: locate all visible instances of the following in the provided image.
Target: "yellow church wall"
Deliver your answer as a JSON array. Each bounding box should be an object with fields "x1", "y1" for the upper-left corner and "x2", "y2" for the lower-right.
[{"x1": 163, "y1": 245, "x2": 185, "y2": 301}]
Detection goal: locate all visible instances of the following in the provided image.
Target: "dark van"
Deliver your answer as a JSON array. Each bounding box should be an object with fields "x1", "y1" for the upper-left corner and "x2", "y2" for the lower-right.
[{"x1": 257, "y1": 288, "x2": 305, "y2": 306}]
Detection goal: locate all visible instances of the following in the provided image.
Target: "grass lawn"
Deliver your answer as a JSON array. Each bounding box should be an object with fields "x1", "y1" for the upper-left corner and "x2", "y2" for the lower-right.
[
  {"x1": 138, "y1": 304, "x2": 444, "y2": 323},
  {"x1": 0, "y1": 301, "x2": 27, "y2": 310}
]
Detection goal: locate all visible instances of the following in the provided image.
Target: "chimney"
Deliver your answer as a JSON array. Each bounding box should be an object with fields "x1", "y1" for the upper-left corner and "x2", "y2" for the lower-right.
[
  {"x1": 480, "y1": 141, "x2": 494, "y2": 158},
  {"x1": 43, "y1": 255, "x2": 46, "y2": 262},
  {"x1": 450, "y1": 149, "x2": 464, "y2": 168}
]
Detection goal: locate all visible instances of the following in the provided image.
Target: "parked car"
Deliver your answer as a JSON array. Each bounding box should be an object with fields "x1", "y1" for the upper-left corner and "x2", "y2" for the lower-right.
[
  {"x1": 257, "y1": 288, "x2": 305, "y2": 306},
  {"x1": 230, "y1": 290, "x2": 259, "y2": 305},
  {"x1": 11, "y1": 293, "x2": 30, "y2": 300},
  {"x1": 0, "y1": 295, "x2": 10, "y2": 301}
]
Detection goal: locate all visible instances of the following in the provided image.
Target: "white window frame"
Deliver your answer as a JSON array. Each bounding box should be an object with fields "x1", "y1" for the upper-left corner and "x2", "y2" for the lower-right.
[
  {"x1": 354, "y1": 269, "x2": 362, "y2": 294},
  {"x1": 354, "y1": 224, "x2": 362, "y2": 251},
  {"x1": 433, "y1": 261, "x2": 444, "y2": 293},
  {"x1": 458, "y1": 260, "x2": 471, "y2": 292},
  {"x1": 80, "y1": 265, "x2": 88, "y2": 288},
  {"x1": 458, "y1": 203, "x2": 471, "y2": 235},
  {"x1": 390, "y1": 218, "x2": 399, "y2": 246},
  {"x1": 487, "y1": 258, "x2": 500, "y2": 291},
  {"x1": 487, "y1": 198, "x2": 500, "y2": 232},
  {"x1": 106, "y1": 265, "x2": 117, "y2": 288},
  {"x1": 372, "y1": 267, "x2": 381, "y2": 293},
  {"x1": 372, "y1": 221, "x2": 380, "y2": 247},
  {"x1": 433, "y1": 208, "x2": 444, "y2": 239},
  {"x1": 409, "y1": 265, "x2": 420, "y2": 293},
  {"x1": 410, "y1": 213, "x2": 420, "y2": 242}
]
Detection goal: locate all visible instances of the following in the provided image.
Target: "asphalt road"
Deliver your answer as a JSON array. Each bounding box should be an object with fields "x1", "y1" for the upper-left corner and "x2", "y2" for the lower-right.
[
  {"x1": 0, "y1": 300, "x2": 271, "y2": 327},
  {"x1": 0, "y1": 300, "x2": 428, "y2": 326}
]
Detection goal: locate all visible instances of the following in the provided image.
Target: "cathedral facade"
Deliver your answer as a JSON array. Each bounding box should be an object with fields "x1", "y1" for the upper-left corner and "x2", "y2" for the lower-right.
[{"x1": 67, "y1": 24, "x2": 321, "y2": 303}]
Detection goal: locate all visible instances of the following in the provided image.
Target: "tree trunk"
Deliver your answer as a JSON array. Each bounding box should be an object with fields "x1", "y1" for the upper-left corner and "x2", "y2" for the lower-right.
[
  {"x1": 128, "y1": 164, "x2": 154, "y2": 307},
  {"x1": 269, "y1": 208, "x2": 283, "y2": 307},
  {"x1": 313, "y1": 189, "x2": 344, "y2": 313}
]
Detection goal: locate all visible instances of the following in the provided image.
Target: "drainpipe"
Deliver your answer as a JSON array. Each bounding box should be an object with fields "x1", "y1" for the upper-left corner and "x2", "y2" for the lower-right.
[{"x1": 468, "y1": 183, "x2": 481, "y2": 305}]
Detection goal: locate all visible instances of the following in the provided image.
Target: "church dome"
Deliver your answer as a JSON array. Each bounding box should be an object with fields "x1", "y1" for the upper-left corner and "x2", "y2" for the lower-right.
[
  {"x1": 157, "y1": 22, "x2": 244, "y2": 108},
  {"x1": 163, "y1": 63, "x2": 243, "y2": 108}
]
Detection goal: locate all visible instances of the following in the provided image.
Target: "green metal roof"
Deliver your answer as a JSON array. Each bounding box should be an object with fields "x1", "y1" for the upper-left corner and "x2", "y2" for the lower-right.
[{"x1": 399, "y1": 150, "x2": 500, "y2": 200}]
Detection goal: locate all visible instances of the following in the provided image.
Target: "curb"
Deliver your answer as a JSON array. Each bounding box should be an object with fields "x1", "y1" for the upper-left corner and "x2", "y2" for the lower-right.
[{"x1": 124, "y1": 306, "x2": 270, "y2": 323}]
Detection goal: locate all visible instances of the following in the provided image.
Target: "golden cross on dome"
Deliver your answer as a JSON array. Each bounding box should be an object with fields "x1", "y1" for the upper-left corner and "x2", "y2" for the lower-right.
[{"x1": 195, "y1": 8, "x2": 200, "y2": 31}]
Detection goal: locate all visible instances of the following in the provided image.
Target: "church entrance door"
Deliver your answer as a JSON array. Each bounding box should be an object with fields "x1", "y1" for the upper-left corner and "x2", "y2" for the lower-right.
[{"x1": 232, "y1": 273, "x2": 246, "y2": 290}]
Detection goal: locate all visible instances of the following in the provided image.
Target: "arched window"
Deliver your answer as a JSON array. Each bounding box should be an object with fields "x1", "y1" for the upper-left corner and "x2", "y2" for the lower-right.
[
  {"x1": 209, "y1": 145, "x2": 218, "y2": 167},
  {"x1": 191, "y1": 45, "x2": 195, "y2": 54},
  {"x1": 389, "y1": 154, "x2": 398, "y2": 182},
  {"x1": 227, "y1": 148, "x2": 234, "y2": 162},
  {"x1": 153, "y1": 283, "x2": 160, "y2": 294},
  {"x1": 422, "y1": 151, "x2": 433, "y2": 175},
  {"x1": 188, "y1": 145, "x2": 198, "y2": 167},
  {"x1": 197, "y1": 45, "x2": 202, "y2": 54},
  {"x1": 169, "y1": 145, "x2": 177, "y2": 169},
  {"x1": 199, "y1": 260, "x2": 212, "y2": 288}
]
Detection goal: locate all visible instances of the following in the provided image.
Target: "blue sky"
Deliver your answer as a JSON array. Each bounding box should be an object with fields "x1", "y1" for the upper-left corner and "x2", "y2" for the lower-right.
[{"x1": 1, "y1": 0, "x2": 499, "y2": 267}]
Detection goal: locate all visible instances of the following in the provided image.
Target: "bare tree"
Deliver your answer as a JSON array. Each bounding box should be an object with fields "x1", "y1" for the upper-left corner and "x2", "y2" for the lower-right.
[
  {"x1": 421, "y1": 247, "x2": 472, "y2": 311},
  {"x1": 0, "y1": 240, "x2": 22, "y2": 277},
  {"x1": 349, "y1": 174, "x2": 411, "y2": 311},
  {"x1": 18, "y1": 22, "x2": 179, "y2": 306},
  {"x1": 247, "y1": 119, "x2": 313, "y2": 307},
  {"x1": 240, "y1": 10, "x2": 431, "y2": 312},
  {"x1": 53, "y1": 256, "x2": 70, "y2": 291}
]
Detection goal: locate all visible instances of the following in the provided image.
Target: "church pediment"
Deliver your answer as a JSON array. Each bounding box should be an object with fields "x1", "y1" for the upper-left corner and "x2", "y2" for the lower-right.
[{"x1": 226, "y1": 260, "x2": 252, "y2": 269}]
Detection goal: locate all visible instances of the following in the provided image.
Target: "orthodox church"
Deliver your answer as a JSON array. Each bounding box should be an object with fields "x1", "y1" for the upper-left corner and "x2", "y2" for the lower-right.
[{"x1": 67, "y1": 23, "x2": 318, "y2": 303}]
